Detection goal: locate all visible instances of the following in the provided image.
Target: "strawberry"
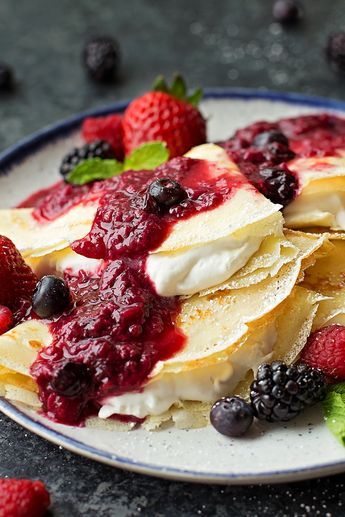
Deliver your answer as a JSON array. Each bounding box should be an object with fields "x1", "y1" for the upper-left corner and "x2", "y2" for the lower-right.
[
  {"x1": 0, "y1": 478, "x2": 50, "y2": 517},
  {"x1": 301, "y1": 324, "x2": 345, "y2": 381},
  {"x1": 122, "y1": 75, "x2": 207, "y2": 158},
  {"x1": 0, "y1": 235, "x2": 37, "y2": 311},
  {"x1": 82, "y1": 114, "x2": 124, "y2": 160}
]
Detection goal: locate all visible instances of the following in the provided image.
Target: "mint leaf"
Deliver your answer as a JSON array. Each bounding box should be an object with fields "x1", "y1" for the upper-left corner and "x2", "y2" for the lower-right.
[
  {"x1": 323, "y1": 383, "x2": 345, "y2": 446},
  {"x1": 66, "y1": 158, "x2": 123, "y2": 185},
  {"x1": 124, "y1": 142, "x2": 169, "y2": 171}
]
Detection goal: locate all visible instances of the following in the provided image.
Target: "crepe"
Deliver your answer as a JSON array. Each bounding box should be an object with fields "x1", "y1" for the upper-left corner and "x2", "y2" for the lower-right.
[{"x1": 284, "y1": 153, "x2": 345, "y2": 231}]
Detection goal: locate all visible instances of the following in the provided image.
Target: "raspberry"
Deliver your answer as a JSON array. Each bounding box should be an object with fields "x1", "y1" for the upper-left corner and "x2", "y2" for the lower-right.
[
  {"x1": 301, "y1": 325, "x2": 345, "y2": 380},
  {"x1": 0, "y1": 305, "x2": 13, "y2": 335},
  {"x1": 82, "y1": 114, "x2": 124, "y2": 160},
  {"x1": 0, "y1": 236, "x2": 37, "y2": 312},
  {"x1": 0, "y1": 478, "x2": 50, "y2": 517}
]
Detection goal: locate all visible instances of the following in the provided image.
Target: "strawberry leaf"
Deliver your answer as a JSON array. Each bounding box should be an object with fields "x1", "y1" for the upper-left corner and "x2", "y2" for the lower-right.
[
  {"x1": 153, "y1": 75, "x2": 169, "y2": 93},
  {"x1": 170, "y1": 74, "x2": 187, "y2": 99},
  {"x1": 124, "y1": 141, "x2": 169, "y2": 171},
  {"x1": 66, "y1": 158, "x2": 123, "y2": 185},
  {"x1": 187, "y1": 87, "x2": 203, "y2": 107},
  {"x1": 152, "y1": 74, "x2": 203, "y2": 106}
]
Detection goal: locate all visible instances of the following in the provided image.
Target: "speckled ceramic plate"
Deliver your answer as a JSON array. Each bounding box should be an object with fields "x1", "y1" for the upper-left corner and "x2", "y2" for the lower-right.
[{"x1": 1, "y1": 89, "x2": 345, "y2": 484}]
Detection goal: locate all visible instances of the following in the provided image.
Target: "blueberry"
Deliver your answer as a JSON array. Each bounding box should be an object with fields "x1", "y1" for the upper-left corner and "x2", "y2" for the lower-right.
[
  {"x1": 259, "y1": 166, "x2": 298, "y2": 207},
  {"x1": 83, "y1": 36, "x2": 120, "y2": 82},
  {"x1": 273, "y1": 0, "x2": 302, "y2": 24},
  {"x1": 51, "y1": 362, "x2": 92, "y2": 397},
  {"x1": 253, "y1": 130, "x2": 289, "y2": 148},
  {"x1": 326, "y1": 32, "x2": 345, "y2": 73},
  {"x1": 32, "y1": 275, "x2": 70, "y2": 318},
  {"x1": 210, "y1": 396, "x2": 253, "y2": 437},
  {"x1": 0, "y1": 63, "x2": 13, "y2": 91},
  {"x1": 147, "y1": 178, "x2": 188, "y2": 211}
]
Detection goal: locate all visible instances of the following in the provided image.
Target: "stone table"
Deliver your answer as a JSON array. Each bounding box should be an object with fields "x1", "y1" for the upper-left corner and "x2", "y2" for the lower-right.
[{"x1": 0, "y1": 0, "x2": 345, "y2": 515}]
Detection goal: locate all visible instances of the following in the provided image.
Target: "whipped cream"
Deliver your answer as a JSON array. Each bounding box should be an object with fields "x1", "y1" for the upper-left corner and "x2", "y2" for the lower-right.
[
  {"x1": 146, "y1": 234, "x2": 263, "y2": 297},
  {"x1": 284, "y1": 191, "x2": 345, "y2": 230},
  {"x1": 99, "y1": 324, "x2": 276, "y2": 419},
  {"x1": 27, "y1": 249, "x2": 102, "y2": 278}
]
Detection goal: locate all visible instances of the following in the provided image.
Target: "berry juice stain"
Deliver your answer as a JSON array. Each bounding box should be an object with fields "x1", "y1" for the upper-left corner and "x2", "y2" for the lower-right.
[{"x1": 29, "y1": 157, "x2": 241, "y2": 424}]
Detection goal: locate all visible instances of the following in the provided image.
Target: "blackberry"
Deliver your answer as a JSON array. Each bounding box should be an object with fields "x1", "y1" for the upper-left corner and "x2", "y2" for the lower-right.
[
  {"x1": 259, "y1": 166, "x2": 298, "y2": 207},
  {"x1": 326, "y1": 33, "x2": 345, "y2": 73},
  {"x1": 60, "y1": 140, "x2": 114, "y2": 177},
  {"x1": 83, "y1": 36, "x2": 120, "y2": 82},
  {"x1": 273, "y1": 0, "x2": 303, "y2": 24},
  {"x1": 250, "y1": 362, "x2": 327, "y2": 423}
]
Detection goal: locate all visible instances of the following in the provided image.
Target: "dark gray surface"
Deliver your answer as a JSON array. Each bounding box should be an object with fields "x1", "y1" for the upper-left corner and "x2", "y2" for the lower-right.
[{"x1": 0, "y1": 0, "x2": 345, "y2": 515}]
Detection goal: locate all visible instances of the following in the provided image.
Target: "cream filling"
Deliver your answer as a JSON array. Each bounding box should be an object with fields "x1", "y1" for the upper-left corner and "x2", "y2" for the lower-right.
[
  {"x1": 98, "y1": 324, "x2": 276, "y2": 419},
  {"x1": 26, "y1": 249, "x2": 102, "y2": 278},
  {"x1": 284, "y1": 191, "x2": 345, "y2": 230}
]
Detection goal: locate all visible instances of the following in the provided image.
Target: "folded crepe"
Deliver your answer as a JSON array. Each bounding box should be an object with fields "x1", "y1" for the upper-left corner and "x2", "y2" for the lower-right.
[
  {"x1": 0, "y1": 231, "x2": 324, "y2": 428},
  {"x1": 284, "y1": 153, "x2": 345, "y2": 231},
  {"x1": 0, "y1": 144, "x2": 291, "y2": 298}
]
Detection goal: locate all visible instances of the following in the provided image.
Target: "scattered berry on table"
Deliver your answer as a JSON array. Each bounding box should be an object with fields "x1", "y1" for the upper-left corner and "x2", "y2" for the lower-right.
[
  {"x1": 83, "y1": 36, "x2": 120, "y2": 82},
  {"x1": 250, "y1": 362, "x2": 327, "y2": 422},
  {"x1": 0, "y1": 235, "x2": 37, "y2": 311},
  {"x1": 59, "y1": 140, "x2": 115, "y2": 177},
  {"x1": 259, "y1": 166, "x2": 298, "y2": 206},
  {"x1": 147, "y1": 178, "x2": 188, "y2": 212},
  {"x1": 82, "y1": 114, "x2": 124, "y2": 160},
  {"x1": 32, "y1": 275, "x2": 70, "y2": 318},
  {"x1": 0, "y1": 62, "x2": 13, "y2": 91},
  {"x1": 51, "y1": 361, "x2": 92, "y2": 397},
  {"x1": 326, "y1": 32, "x2": 345, "y2": 73},
  {"x1": 122, "y1": 74, "x2": 206, "y2": 158},
  {"x1": 210, "y1": 396, "x2": 254, "y2": 437},
  {"x1": 272, "y1": 0, "x2": 303, "y2": 24},
  {"x1": 0, "y1": 305, "x2": 13, "y2": 335},
  {"x1": 301, "y1": 324, "x2": 345, "y2": 380},
  {"x1": 0, "y1": 478, "x2": 50, "y2": 517}
]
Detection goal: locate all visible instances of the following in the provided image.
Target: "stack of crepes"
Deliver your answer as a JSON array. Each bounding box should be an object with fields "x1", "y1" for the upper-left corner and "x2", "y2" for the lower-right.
[{"x1": 0, "y1": 143, "x2": 340, "y2": 431}]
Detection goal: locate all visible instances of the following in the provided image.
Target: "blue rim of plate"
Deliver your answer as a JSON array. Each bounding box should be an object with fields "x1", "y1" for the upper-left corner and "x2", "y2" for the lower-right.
[{"x1": 1, "y1": 88, "x2": 345, "y2": 484}]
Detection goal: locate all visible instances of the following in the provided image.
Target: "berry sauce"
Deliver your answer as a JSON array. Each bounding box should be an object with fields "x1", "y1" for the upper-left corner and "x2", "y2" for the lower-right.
[
  {"x1": 220, "y1": 113, "x2": 345, "y2": 203},
  {"x1": 27, "y1": 157, "x2": 243, "y2": 424}
]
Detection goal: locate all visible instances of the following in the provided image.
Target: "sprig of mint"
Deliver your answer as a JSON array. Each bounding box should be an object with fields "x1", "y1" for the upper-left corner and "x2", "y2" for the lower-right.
[
  {"x1": 322, "y1": 383, "x2": 345, "y2": 445},
  {"x1": 153, "y1": 73, "x2": 203, "y2": 107},
  {"x1": 66, "y1": 141, "x2": 169, "y2": 186}
]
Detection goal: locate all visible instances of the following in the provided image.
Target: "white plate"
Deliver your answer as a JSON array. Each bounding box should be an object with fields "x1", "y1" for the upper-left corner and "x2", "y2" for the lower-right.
[{"x1": 1, "y1": 89, "x2": 345, "y2": 484}]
